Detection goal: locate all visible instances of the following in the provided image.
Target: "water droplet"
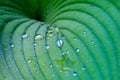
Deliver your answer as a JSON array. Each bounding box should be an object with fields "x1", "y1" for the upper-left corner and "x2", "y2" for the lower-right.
[
  {"x1": 33, "y1": 43, "x2": 37, "y2": 46},
  {"x1": 46, "y1": 45, "x2": 50, "y2": 49},
  {"x1": 73, "y1": 72, "x2": 77, "y2": 76},
  {"x1": 49, "y1": 64, "x2": 53, "y2": 68},
  {"x1": 57, "y1": 39, "x2": 63, "y2": 47},
  {"x1": 66, "y1": 50, "x2": 69, "y2": 54},
  {"x1": 90, "y1": 40, "x2": 94, "y2": 44},
  {"x1": 82, "y1": 31, "x2": 87, "y2": 37},
  {"x1": 35, "y1": 34, "x2": 43, "y2": 40},
  {"x1": 55, "y1": 28, "x2": 59, "y2": 32},
  {"x1": 10, "y1": 44, "x2": 14, "y2": 48},
  {"x1": 22, "y1": 34, "x2": 28, "y2": 39},
  {"x1": 52, "y1": 74, "x2": 55, "y2": 77},
  {"x1": 4, "y1": 48, "x2": 8, "y2": 51},
  {"x1": 28, "y1": 59, "x2": 32, "y2": 63},
  {"x1": 60, "y1": 70, "x2": 62, "y2": 72},
  {"x1": 82, "y1": 66, "x2": 86, "y2": 70},
  {"x1": 74, "y1": 37, "x2": 77, "y2": 40},
  {"x1": 75, "y1": 48, "x2": 80, "y2": 53},
  {"x1": 47, "y1": 29, "x2": 54, "y2": 37},
  {"x1": 61, "y1": 35, "x2": 65, "y2": 39}
]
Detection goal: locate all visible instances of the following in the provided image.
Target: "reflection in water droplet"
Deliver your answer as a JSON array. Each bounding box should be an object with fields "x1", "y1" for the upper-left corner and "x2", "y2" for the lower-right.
[
  {"x1": 46, "y1": 45, "x2": 50, "y2": 50},
  {"x1": 57, "y1": 40, "x2": 63, "y2": 47},
  {"x1": 73, "y1": 72, "x2": 77, "y2": 76},
  {"x1": 35, "y1": 34, "x2": 43, "y2": 40},
  {"x1": 82, "y1": 66, "x2": 86, "y2": 71},
  {"x1": 22, "y1": 34, "x2": 28, "y2": 39},
  {"x1": 5, "y1": 77, "x2": 8, "y2": 80},
  {"x1": 75, "y1": 48, "x2": 80, "y2": 53},
  {"x1": 28, "y1": 59, "x2": 32, "y2": 63}
]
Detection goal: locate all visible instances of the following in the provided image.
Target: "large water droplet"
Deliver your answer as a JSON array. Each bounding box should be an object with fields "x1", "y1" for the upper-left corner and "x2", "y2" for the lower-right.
[
  {"x1": 46, "y1": 45, "x2": 50, "y2": 50},
  {"x1": 22, "y1": 34, "x2": 28, "y2": 39},
  {"x1": 73, "y1": 72, "x2": 77, "y2": 76},
  {"x1": 35, "y1": 34, "x2": 43, "y2": 40},
  {"x1": 75, "y1": 48, "x2": 80, "y2": 53},
  {"x1": 57, "y1": 39, "x2": 63, "y2": 47}
]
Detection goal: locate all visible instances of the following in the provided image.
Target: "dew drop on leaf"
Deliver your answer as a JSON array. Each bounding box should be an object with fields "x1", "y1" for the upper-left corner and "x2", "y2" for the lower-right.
[
  {"x1": 82, "y1": 66, "x2": 86, "y2": 71},
  {"x1": 75, "y1": 48, "x2": 80, "y2": 53},
  {"x1": 60, "y1": 70, "x2": 62, "y2": 72},
  {"x1": 28, "y1": 59, "x2": 32, "y2": 63},
  {"x1": 33, "y1": 43, "x2": 37, "y2": 46},
  {"x1": 46, "y1": 45, "x2": 50, "y2": 50},
  {"x1": 22, "y1": 34, "x2": 28, "y2": 39},
  {"x1": 90, "y1": 40, "x2": 94, "y2": 44},
  {"x1": 49, "y1": 64, "x2": 53, "y2": 68},
  {"x1": 35, "y1": 34, "x2": 43, "y2": 40},
  {"x1": 73, "y1": 72, "x2": 77, "y2": 76},
  {"x1": 10, "y1": 44, "x2": 14, "y2": 48},
  {"x1": 82, "y1": 31, "x2": 87, "y2": 37},
  {"x1": 57, "y1": 39, "x2": 63, "y2": 47}
]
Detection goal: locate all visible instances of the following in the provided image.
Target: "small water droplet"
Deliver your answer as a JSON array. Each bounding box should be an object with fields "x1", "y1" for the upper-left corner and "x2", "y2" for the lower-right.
[
  {"x1": 57, "y1": 39, "x2": 63, "y2": 47},
  {"x1": 46, "y1": 45, "x2": 50, "y2": 49},
  {"x1": 60, "y1": 70, "x2": 62, "y2": 72},
  {"x1": 61, "y1": 35, "x2": 65, "y2": 39},
  {"x1": 5, "y1": 77, "x2": 8, "y2": 80},
  {"x1": 73, "y1": 72, "x2": 77, "y2": 76},
  {"x1": 75, "y1": 48, "x2": 80, "y2": 53},
  {"x1": 55, "y1": 28, "x2": 59, "y2": 32},
  {"x1": 49, "y1": 64, "x2": 53, "y2": 68},
  {"x1": 82, "y1": 31, "x2": 87, "y2": 37},
  {"x1": 35, "y1": 34, "x2": 43, "y2": 40},
  {"x1": 47, "y1": 29, "x2": 54, "y2": 37},
  {"x1": 66, "y1": 50, "x2": 69, "y2": 54},
  {"x1": 82, "y1": 66, "x2": 86, "y2": 70},
  {"x1": 33, "y1": 43, "x2": 37, "y2": 46},
  {"x1": 52, "y1": 74, "x2": 55, "y2": 77},
  {"x1": 74, "y1": 37, "x2": 77, "y2": 40},
  {"x1": 28, "y1": 59, "x2": 32, "y2": 63},
  {"x1": 90, "y1": 40, "x2": 94, "y2": 44},
  {"x1": 10, "y1": 44, "x2": 14, "y2": 48},
  {"x1": 22, "y1": 34, "x2": 28, "y2": 39}
]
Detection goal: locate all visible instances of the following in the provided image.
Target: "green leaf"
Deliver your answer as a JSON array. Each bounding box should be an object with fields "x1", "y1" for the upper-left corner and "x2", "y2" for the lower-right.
[{"x1": 0, "y1": 0, "x2": 120, "y2": 80}]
